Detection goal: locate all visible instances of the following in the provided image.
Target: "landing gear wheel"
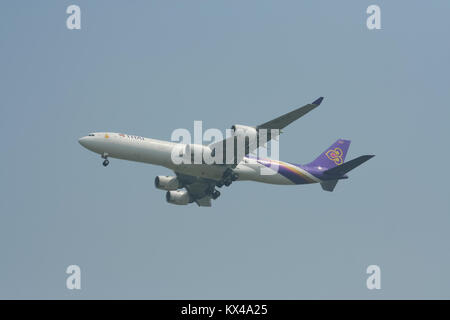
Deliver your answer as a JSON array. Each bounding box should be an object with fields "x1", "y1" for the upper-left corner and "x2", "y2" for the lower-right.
[
  {"x1": 101, "y1": 153, "x2": 109, "y2": 167},
  {"x1": 221, "y1": 168, "x2": 236, "y2": 187},
  {"x1": 216, "y1": 181, "x2": 224, "y2": 188},
  {"x1": 212, "y1": 190, "x2": 221, "y2": 200}
]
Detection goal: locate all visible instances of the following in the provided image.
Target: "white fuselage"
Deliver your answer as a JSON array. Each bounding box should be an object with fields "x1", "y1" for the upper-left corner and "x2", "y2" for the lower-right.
[{"x1": 78, "y1": 132, "x2": 320, "y2": 185}]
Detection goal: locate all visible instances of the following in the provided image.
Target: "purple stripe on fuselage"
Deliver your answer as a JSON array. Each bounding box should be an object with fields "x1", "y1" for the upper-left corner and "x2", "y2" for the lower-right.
[
  {"x1": 297, "y1": 165, "x2": 328, "y2": 180},
  {"x1": 255, "y1": 158, "x2": 316, "y2": 185}
]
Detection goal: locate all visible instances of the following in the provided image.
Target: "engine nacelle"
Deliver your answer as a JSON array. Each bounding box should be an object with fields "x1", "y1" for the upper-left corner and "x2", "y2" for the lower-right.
[
  {"x1": 231, "y1": 124, "x2": 259, "y2": 153},
  {"x1": 231, "y1": 124, "x2": 258, "y2": 139},
  {"x1": 166, "y1": 190, "x2": 191, "y2": 205},
  {"x1": 155, "y1": 176, "x2": 181, "y2": 191}
]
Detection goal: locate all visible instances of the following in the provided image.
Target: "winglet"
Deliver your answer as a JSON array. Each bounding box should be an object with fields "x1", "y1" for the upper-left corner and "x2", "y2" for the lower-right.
[{"x1": 312, "y1": 97, "x2": 324, "y2": 106}]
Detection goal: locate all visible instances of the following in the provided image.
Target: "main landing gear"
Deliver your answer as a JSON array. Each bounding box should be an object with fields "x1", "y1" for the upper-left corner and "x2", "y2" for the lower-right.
[
  {"x1": 212, "y1": 189, "x2": 221, "y2": 200},
  {"x1": 101, "y1": 153, "x2": 109, "y2": 167},
  {"x1": 216, "y1": 168, "x2": 238, "y2": 188},
  {"x1": 206, "y1": 185, "x2": 221, "y2": 200}
]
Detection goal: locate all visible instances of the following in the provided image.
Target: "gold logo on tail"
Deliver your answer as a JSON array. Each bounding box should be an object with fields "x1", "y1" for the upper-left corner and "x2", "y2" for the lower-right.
[{"x1": 325, "y1": 147, "x2": 344, "y2": 165}]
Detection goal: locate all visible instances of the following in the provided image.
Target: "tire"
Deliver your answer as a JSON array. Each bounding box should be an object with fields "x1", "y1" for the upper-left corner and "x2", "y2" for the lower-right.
[{"x1": 212, "y1": 190, "x2": 221, "y2": 200}]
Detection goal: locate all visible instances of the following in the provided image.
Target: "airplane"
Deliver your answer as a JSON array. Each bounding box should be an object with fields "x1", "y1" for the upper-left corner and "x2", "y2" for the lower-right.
[{"x1": 78, "y1": 97, "x2": 374, "y2": 207}]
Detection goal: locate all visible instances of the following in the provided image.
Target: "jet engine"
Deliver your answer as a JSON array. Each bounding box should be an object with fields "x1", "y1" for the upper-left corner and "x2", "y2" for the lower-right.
[
  {"x1": 166, "y1": 190, "x2": 191, "y2": 205},
  {"x1": 155, "y1": 176, "x2": 181, "y2": 191},
  {"x1": 231, "y1": 124, "x2": 258, "y2": 140},
  {"x1": 231, "y1": 124, "x2": 277, "y2": 148},
  {"x1": 231, "y1": 124, "x2": 259, "y2": 154}
]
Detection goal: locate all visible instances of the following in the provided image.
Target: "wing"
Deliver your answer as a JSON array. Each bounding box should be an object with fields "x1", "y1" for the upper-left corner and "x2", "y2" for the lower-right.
[
  {"x1": 208, "y1": 97, "x2": 323, "y2": 166},
  {"x1": 175, "y1": 172, "x2": 217, "y2": 207},
  {"x1": 257, "y1": 97, "x2": 323, "y2": 130}
]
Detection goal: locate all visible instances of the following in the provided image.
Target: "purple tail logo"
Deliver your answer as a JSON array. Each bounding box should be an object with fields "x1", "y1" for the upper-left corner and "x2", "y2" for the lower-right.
[{"x1": 325, "y1": 148, "x2": 344, "y2": 165}]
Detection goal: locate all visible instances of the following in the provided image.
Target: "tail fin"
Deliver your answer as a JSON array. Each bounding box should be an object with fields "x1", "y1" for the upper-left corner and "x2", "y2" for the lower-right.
[
  {"x1": 323, "y1": 155, "x2": 375, "y2": 177},
  {"x1": 307, "y1": 139, "x2": 351, "y2": 169}
]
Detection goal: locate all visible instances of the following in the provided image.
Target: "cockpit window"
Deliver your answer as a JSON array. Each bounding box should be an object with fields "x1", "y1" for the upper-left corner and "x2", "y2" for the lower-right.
[{"x1": 88, "y1": 134, "x2": 95, "y2": 136}]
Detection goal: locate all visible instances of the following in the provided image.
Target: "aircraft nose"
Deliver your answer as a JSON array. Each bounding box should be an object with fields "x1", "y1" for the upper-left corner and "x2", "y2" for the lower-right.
[{"x1": 78, "y1": 136, "x2": 88, "y2": 147}]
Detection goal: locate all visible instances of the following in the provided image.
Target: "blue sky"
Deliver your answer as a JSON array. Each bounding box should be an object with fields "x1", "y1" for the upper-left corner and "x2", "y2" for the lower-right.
[{"x1": 1, "y1": 1, "x2": 449, "y2": 299}]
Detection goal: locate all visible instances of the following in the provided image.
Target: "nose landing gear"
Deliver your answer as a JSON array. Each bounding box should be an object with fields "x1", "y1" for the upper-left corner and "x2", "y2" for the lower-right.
[{"x1": 101, "y1": 153, "x2": 109, "y2": 167}]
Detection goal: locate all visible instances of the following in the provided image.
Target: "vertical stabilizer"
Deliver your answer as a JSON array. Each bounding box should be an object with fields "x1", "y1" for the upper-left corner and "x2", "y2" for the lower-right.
[{"x1": 307, "y1": 139, "x2": 351, "y2": 169}]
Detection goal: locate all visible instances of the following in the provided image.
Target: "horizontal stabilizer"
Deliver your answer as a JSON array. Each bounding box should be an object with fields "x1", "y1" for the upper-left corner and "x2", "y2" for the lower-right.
[{"x1": 323, "y1": 155, "x2": 375, "y2": 178}]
